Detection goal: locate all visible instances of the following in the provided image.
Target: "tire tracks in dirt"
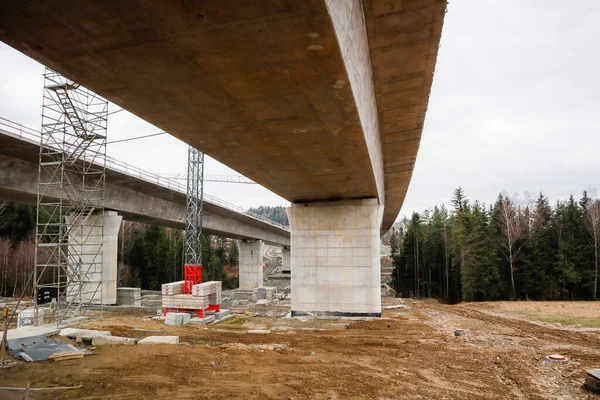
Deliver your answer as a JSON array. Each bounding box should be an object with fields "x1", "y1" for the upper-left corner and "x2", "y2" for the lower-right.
[{"x1": 438, "y1": 305, "x2": 600, "y2": 350}]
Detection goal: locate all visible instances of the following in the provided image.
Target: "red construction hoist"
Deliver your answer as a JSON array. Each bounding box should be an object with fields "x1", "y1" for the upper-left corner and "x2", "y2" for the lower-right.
[{"x1": 163, "y1": 146, "x2": 219, "y2": 318}]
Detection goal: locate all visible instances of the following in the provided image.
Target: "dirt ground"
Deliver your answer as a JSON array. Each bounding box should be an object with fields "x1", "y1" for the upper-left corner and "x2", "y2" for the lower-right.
[{"x1": 2, "y1": 299, "x2": 600, "y2": 399}]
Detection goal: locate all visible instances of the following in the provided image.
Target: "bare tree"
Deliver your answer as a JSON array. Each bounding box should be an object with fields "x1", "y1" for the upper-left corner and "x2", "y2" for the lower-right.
[
  {"x1": 497, "y1": 193, "x2": 527, "y2": 298},
  {"x1": 584, "y1": 197, "x2": 600, "y2": 300},
  {"x1": 0, "y1": 201, "x2": 11, "y2": 230}
]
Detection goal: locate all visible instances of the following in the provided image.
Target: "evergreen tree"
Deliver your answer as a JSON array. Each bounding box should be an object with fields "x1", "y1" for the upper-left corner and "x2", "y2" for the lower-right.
[
  {"x1": 0, "y1": 202, "x2": 35, "y2": 245},
  {"x1": 390, "y1": 229, "x2": 400, "y2": 258},
  {"x1": 228, "y1": 240, "x2": 239, "y2": 266}
]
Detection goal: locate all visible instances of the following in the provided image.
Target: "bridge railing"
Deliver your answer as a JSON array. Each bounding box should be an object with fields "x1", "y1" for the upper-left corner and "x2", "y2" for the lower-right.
[{"x1": 0, "y1": 116, "x2": 289, "y2": 231}]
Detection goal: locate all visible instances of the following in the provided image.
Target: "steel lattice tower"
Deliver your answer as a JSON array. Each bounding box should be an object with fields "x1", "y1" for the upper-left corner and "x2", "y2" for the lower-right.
[
  {"x1": 185, "y1": 146, "x2": 204, "y2": 267},
  {"x1": 34, "y1": 68, "x2": 108, "y2": 326}
]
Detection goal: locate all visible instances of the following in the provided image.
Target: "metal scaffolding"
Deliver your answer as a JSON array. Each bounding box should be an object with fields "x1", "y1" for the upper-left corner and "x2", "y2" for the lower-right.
[
  {"x1": 185, "y1": 146, "x2": 204, "y2": 267},
  {"x1": 34, "y1": 68, "x2": 108, "y2": 326}
]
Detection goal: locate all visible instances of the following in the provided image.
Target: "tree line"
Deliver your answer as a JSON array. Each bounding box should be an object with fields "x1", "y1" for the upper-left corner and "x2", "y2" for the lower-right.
[
  {"x1": 117, "y1": 223, "x2": 241, "y2": 291},
  {"x1": 391, "y1": 188, "x2": 600, "y2": 303},
  {"x1": 248, "y1": 206, "x2": 289, "y2": 226},
  {"x1": 0, "y1": 201, "x2": 241, "y2": 295}
]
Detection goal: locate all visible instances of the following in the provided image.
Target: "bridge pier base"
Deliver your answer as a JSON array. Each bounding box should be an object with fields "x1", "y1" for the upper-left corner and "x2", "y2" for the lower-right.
[
  {"x1": 288, "y1": 199, "x2": 382, "y2": 317},
  {"x1": 238, "y1": 240, "x2": 264, "y2": 290},
  {"x1": 66, "y1": 211, "x2": 122, "y2": 305},
  {"x1": 282, "y1": 247, "x2": 291, "y2": 274}
]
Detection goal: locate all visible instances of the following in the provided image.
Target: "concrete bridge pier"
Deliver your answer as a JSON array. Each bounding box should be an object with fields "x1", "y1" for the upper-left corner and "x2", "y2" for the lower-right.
[
  {"x1": 282, "y1": 247, "x2": 291, "y2": 274},
  {"x1": 66, "y1": 211, "x2": 122, "y2": 305},
  {"x1": 238, "y1": 240, "x2": 264, "y2": 290},
  {"x1": 287, "y1": 199, "x2": 383, "y2": 317}
]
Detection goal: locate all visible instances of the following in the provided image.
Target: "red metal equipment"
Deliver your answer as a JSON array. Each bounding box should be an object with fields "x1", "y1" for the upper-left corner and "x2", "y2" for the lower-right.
[
  {"x1": 163, "y1": 264, "x2": 220, "y2": 318},
  {"x1": 183, "y1": 265, "x2": 202, "y2": 294},
  {"x1": 162, "y1": 304, "x2": 220, "y2": 318}
]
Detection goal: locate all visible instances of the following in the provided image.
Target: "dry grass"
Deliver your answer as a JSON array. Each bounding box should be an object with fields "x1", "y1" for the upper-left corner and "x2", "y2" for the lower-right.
[{"x1": 463, "y1": 301, "x2": 600, "y2": 328}]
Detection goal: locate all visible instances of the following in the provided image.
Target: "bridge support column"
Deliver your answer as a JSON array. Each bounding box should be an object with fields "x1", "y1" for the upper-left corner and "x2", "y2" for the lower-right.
[
  {"x1": 238, "y1": 240, "x2": 264, "y2": 290},
  {"x1": 67, "y1": 211, "x2": 122, "y2": 305},
  {"x1": 282, "y1": 247, "x2": 291, "y2": 274},
  {"x1": 288, "y1": 199, "x2": 382, "y2": 317}
]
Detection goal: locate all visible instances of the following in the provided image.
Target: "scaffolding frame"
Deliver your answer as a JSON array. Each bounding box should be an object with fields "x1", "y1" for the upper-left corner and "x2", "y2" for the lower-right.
[
  {"x1": 185, "y1": 146, "x2": 204, "y2": 281},
  {"x1": 34, "y1": 68, "x2": 108, "y2": 326}
]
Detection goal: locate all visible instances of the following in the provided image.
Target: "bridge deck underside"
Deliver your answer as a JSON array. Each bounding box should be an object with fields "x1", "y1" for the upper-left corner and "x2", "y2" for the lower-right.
[
  {"x1": 0, "y1": 0, "x2": 445, "y2": 234},
  {"x1": 0, "y1": 132, "x2": 290, "y2": 246},
  {"x1": 0, "y1": 1, "x2": 377, "y2": 203}
]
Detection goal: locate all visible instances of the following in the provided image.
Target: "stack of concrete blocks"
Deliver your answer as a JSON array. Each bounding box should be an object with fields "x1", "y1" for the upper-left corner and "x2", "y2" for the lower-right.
[
  {"x1": 164, "y1": 312, "x2": 191, "y2": 326},
  {"x1": 161, "y1": 281, "x2": 185, "y2": 296},
  {"x1": 116, "y1": 287, "x2": 142, "y2": 306},
  {"x1": 192, "y1": 281, "x2": 222, "y2": 306},
  {"x1": 161, "y1": 280, "x2": 222, "y2": 312},
  {"x1": 161, "y1": 294, "x2": 210, "y2": 310},
  {"x1": 252, "y1": 286, "x2": 277, "y2": 301}
]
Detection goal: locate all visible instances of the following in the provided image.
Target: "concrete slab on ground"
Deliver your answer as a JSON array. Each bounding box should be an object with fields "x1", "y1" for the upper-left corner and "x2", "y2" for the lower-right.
[
  {"x1": 190, "y1": 315, "x2": 216, "y2": 324},
  {"x1": 59, "y1": 328, "x2": 111, "y2": 340},
  {"x1": 138, "y1": 336, "x2": 179, "y2": 345},
  {"x1": 92, "y1": 335, "x2": 137, "y2": 345},
  {"x1": 3, "y1": 325, "x2": 60, "y2": 340}
]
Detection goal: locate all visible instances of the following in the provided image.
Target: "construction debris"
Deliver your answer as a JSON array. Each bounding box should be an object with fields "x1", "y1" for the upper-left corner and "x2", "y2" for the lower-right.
[
  {"x1": 8, "y1": 335, "x2": 90, "y2": 362},
  {"x1": 247, "y1": 329, "x2": 271, "y2": 335},
  {"x1": 585, "y1": 369, "x2": 600, "y2": 394},
  {"x1": 91, "y1": 336, "x2": 137, "y2": 346},
  {"x1": 17, "y1": 307, "x2": 45, "y2": 327},
  {"x1": 138, "y1": 336, "x2": 179, "y2": 345},
  {"x1": 0, "y1": 385, "x2": 82, "y2": 391},
  {"x1": 49, "y1": 352, "x2": 84, "y2": 362},
  {"x1": 382, "y1": 304, "x2": 407, "y2": 309},
  {"x1": 59, "y1": 328, "x2": 111, "y2": 341},
  {"x1": 2, "y1": 325, "x2": 60, "y2": 340},
  {"x1": 117, "y1": 288, "x2": 142, "y2": 306}
]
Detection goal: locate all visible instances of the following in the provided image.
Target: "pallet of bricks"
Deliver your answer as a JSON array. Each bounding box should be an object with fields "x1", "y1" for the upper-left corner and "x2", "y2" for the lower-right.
[{"x1": 161, "y1": 280, "x2": 221, "y2": 317}]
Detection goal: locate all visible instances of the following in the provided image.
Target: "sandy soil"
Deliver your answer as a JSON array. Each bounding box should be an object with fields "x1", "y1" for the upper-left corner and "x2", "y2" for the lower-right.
[
  {"x1": 1, "y1": 299, "x2": 599, "y2": 399},
  {"x1": 464, "y1": 300, "x2": 600, "y2": 319}
]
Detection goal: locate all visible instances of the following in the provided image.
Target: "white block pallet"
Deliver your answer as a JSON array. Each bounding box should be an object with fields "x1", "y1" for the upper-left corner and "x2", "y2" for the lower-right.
[
  {"x1": 161, "y1": 281, "x2": 185, "y2": 296},
  {"x1": 164, "y1": 312, "x2": 191, "y2": 326},
  {"x1": 192, "y1": 281, "x2": 222, "y2": 297},
  {"x1": 162, "y1": 294, "x2": 211, "y2": 309}
]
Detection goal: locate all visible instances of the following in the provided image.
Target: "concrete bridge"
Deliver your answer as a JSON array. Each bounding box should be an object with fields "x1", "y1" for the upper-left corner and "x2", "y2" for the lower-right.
[
  {"x1": 0, "y1": 0, "x2": 446, "y2": 316},
  {"x1": 0, "y1": 118, "x2": 290, "y2": 289}
]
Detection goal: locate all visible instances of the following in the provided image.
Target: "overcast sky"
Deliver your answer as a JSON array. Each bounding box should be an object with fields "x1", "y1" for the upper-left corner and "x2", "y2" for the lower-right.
[{"x1": 1, "y1": 0, "x2": 599, "y2": 219}]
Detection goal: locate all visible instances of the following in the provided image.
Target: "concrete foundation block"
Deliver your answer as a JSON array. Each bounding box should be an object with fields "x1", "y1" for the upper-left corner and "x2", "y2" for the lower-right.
[
  {"x1": 138, "y1": 336, "x2": 179, "y2": 345},
  {"x1": 164, "y1": 312, "x2": 191, "y2": 326}
]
